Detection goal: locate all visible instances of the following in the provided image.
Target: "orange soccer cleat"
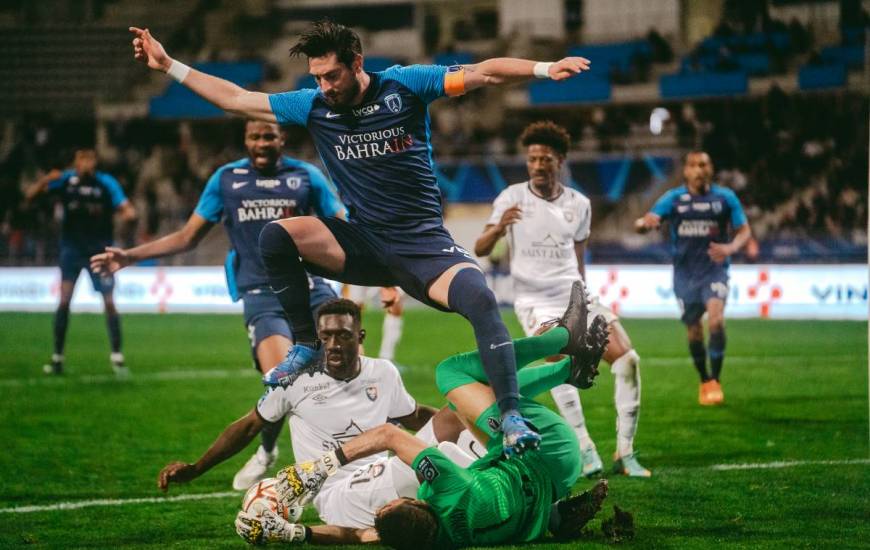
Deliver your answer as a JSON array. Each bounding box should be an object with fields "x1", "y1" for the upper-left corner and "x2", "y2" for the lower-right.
[{"x1": 699, "y1": 380, "x2": 724, "y2": 406}]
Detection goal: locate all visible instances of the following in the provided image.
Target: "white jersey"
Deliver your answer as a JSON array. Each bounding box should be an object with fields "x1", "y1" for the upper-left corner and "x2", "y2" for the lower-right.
[
  {"x1": 488, "y1": 182, "x2": 590, "y2": 306},
  {"x1": 256, "y1": 356, "x2": 416, "y2": 483}
]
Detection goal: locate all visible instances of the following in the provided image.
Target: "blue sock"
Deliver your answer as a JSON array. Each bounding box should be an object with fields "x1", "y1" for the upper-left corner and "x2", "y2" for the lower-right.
[
  {"x1": 709, "y1": 330, "x2": 726, "y2": 381},
  {"x1": 258, "y1": 222, "x2": 316, "y2": 343},
  {"x1": 53, "y1": 305, "x2": 70, "y2": 355},
  {"x1": 689, "y1": 339, "x2": 709, "y2": 381},
  {"x1": 106, "y1": 312, "x2": 122, "y2": 353},
  {"x1": 447, "y1": 268, "x2": 519, "y2": 415}
]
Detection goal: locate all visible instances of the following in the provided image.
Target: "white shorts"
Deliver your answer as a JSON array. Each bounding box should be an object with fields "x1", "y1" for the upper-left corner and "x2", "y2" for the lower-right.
[
  {"x1": 515, "y1": 295, "x2": 617, "y2": 337},
  {"x1": 314, "y1": 456, "x2": 415, "y2": 529}
]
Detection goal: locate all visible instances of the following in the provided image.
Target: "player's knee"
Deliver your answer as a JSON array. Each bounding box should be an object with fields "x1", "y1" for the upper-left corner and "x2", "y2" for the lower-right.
[
  {"x1": 446, "y1": 268, "x2": 498, "y2": 318},
  {"x1": 707, "y1": 316, "x2": 725, "y2": 332},
  {"x1": 435, "y1": 357, "x2": 460, "y2": 395},
  {"x1": 258, "y1": 221, "x2": 298, "y2": 259}
]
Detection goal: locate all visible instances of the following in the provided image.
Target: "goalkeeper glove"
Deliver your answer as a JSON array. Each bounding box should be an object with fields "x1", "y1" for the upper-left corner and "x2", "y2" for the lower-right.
[
  {"x1": 235, "y1": 509, "x2": 309, "y2": 545},
  {"x1": 275, "y1": 449, "x2": 342, "y2": 507}
]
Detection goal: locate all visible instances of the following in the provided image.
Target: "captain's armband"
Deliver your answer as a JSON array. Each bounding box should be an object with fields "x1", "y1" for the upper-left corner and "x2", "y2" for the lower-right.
[{"x1": 444, "y1": 65, "x2": 467, "y2": 97}]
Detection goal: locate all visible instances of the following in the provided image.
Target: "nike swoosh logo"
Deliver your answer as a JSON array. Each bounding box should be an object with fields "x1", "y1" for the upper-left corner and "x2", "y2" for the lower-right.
[
  {"x1": 490, "y1": 341, "x2": 512, "y2": 350},
  {"x1": 325, "y1": 112, "x2": 342, "y2": 119},
  {"x1": 272, "y1": 286, "x2": 290, "y2": 293},
  {"x1": 232, "y1": 181, "x2": 249, "y2": 189}
]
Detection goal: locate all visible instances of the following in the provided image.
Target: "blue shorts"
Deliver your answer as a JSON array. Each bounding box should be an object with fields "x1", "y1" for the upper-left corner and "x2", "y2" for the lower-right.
[
  {"x1": 674, "y1": 269, "x2": 729, "y2": 325},
  {"x1": 242, "y1": 276, "x2": 337, "y2": 369},
  {"x1": 312, "y1": 218, "x2": 477, "y2": 311},
  {"x1": 59, "y1": 243, "x2": 114, "y2": 293}
]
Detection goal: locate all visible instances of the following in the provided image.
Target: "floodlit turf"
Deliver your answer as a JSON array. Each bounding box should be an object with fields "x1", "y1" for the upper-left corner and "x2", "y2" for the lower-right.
[{"x1": 0, "y1": 311, "x2": 867, "y2": 549}]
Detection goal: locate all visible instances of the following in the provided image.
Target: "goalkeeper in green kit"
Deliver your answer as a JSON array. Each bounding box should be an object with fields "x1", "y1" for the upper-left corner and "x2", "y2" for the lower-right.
[{"x1": 236, "y1": 281, "x2": 610, "y2": 548}]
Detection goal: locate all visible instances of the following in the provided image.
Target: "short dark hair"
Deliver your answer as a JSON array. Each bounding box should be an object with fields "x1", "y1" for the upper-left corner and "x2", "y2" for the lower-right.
[
  {"x1": 289, "y1": 19, "x2": 362, "y2": 68},
  {"x1": 375, "y1": 500, "x2": 439, "y2": 550},
  {"x1": 520, "y1": 120, "x2": 572, "y2": 157},
  {"x1": 315, "y1": 298, "x2": 362, "y2": 326}
]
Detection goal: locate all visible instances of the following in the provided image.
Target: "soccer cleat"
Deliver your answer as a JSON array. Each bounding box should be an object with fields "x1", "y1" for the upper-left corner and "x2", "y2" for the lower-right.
[
  {"x1": 233, "y1": 445, "x2": 279, "y2": 491},
  {"x1": 110, "y1": 352, "x2": 129, "y2": 377},
  {"x1": 263, "y1": 343, "x2": 323, "y2": 389},
  {"x1": 554, "y1": 281, "x2": 609, "y2": 389},
  {"x1": 707, "y1": 379, "x2": 725, "y2": 404},
  {"x1": 699, "y1": 380, "x2": 720, "y2": 406},
  {"x1": 612, "y1": 452, "x2": 651, "y2": 478},
  {"x1": 501, "y1": 412, "x2": 541, "y2": 458},
  {"x1": 580, "y1": 445, "x2": 604, "y2": 478},
  {"x1": 42, "y1": 354, "x2": 64, "y2": 375},
  {"x1": 550, "y1": 479, "x2": 608, "y2": 540}
]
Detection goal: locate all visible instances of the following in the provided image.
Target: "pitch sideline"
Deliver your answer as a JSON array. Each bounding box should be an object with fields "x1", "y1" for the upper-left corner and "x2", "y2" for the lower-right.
[{"x1": 2, "y1": 458, "x2": 868, "y2": 514}]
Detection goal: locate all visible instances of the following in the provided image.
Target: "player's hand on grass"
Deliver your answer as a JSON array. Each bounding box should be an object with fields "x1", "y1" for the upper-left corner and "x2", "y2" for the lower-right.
[
  {"x1": 497, "y1": 205, "x2": 523, "y2": 235},
  {"x1": 707, "y1": 242, "x2": 733, "y2": 263},
  {"x1": 157, "y1": 461, "x2": 198, "y2": 492},
  {"x1": 549, "y1": 57, "x2": 591, "y2": 80},
  {"x1": 235, "y1": 509, "x2": 307, "y2": 545},
  {"x1": 90, "y1": 246, "x2": 131, "y2": 275},
  {"x1": 129, "y1": 27, "x2": 172, "y2": 72}
]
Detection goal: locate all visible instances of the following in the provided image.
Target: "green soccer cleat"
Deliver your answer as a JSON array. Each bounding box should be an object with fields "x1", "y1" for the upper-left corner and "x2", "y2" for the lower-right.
[
  {"x1": 612, "y1": 452, "x2": 651, "y2": 478},
  {"x1": 580, "y1": 445, "x2": 604, "y2": 478}
]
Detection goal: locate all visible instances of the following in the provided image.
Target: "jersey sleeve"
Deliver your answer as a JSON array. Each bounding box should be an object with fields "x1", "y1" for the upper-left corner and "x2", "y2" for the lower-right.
[
  {"x1": 97, "y1": 172, "x2": 127, "y2": 208},
  {"x1": 486, "y1": 188, "x2": 514, "y2": 226},
  {"x1": 304, "y1": 163, "x2": 347, "y2": 218},
  {"x1": 723, "y1": 188, "x2": 748, "y2": 227},
  {"x1": 256, "y1": 387, "x2": 292, "y2": 423},
  {"x1": 574, "y1": 197, "x2": 592, "y2": 242},
  {"x1": 385, "y1": 362, "x2": 417, "y2": 419},
  {"x1": 268, "y1": 88, "x2": 318, "y2": 126},
  {"x1": 382, "y1": 65, "x2": 449, "y2": 103},
  {"x1": 412, "y1": 447, "x2": 471, "y2": 493},
  {"x1": 193, "y1": 169, "x2": 224, "y2": 223},
  {"x1": 47, "y1": 170, "x2": 74, "y2": 192},
  {"x1": 650, "y1": 189, "x2": 678, "y2": 219}
]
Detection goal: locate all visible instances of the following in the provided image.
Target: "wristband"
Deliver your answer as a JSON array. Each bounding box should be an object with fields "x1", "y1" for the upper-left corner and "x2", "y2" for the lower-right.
[
  {"x1": 533, "y1": 62, "x2": 553, "y2": 79},
  {"x1": 167, "y1": 60, "x2": 191, "y2": 83},
  {"x1": 334, "y1": 446, "x2": 348, "y2": 466}
]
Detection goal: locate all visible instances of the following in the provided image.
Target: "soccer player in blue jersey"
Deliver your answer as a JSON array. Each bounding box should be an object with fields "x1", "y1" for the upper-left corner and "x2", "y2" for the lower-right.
[
  {"x1": 635, "y1": 151, "x2": 751, "y2": 405},
  {"x1": 25, "y1": 149, "x2": 137, "y2": 376},
  {"x1": 90, "y1": 120, "x2": 345, "y2": 488},
  {"x1": 128, "y1": 20, "x2": 592, "y2": 455}
]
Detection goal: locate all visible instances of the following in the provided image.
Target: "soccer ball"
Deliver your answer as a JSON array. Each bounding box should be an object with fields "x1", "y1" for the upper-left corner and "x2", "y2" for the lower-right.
[{"x1": 241, "y1": 477, "x2": 304, "y2": 522}]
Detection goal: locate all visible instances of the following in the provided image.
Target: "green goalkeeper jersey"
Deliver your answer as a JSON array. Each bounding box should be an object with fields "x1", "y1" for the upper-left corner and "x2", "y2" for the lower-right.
[{"x1": 412, "y1": 444, "x2": 554, "y2": 548}]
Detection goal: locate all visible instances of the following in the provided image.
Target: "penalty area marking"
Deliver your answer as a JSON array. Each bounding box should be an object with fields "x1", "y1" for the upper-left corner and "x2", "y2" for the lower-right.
[
  {"x1": 3, "y1": 459, "x2": 868, "y2": 514},
  {"x1": 0, "y1": 491, "x2": 239, "y2": 514}
]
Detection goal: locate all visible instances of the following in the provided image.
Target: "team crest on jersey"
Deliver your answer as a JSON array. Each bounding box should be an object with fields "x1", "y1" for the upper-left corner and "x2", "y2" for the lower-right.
[
  {"x1": 384, "y1": 93, "x2": 402, "y2": 113},
  {"x1": 286, "y1": 177, "x2": 301, "y2": 190},
  {"x1": 416, "y1": 456, "x2": 440, "y2": 481},
  {"x1": 365, "y1": 385, "x2": 378, "y2": 401},
  {"x1": 69, "y1": 176, "x2": 80, "y2": 185},
  {"x1": 712, "y1": 201, "x2": 723, "y2": 214},
  {"x1": 563, "y1": 210, "x2": 575, "y2": 222}
]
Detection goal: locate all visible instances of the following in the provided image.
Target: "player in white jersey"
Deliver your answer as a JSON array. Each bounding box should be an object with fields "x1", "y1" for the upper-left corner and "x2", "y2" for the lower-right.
[
  {"x1": 156, "y1": 298, "x2": 440, "y2": 524},
  {"x1": 475, "y1": 121, "x2": 650, "y2": 478}
]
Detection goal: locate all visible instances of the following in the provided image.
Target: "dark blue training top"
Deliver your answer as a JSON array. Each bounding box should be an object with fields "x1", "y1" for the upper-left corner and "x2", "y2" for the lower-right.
[
  {"x1": 268, "y1": 65, "x2": 451, "y2": 233},
  {"x1": 48, "y1": 170, "x2": 127, "y2": 248},
  {"x1": 194, "y1": 156, "x2": 345, "y2": 294},
  {"x1": 650, "y1": 184, "x2": 748, "y2": 276}
]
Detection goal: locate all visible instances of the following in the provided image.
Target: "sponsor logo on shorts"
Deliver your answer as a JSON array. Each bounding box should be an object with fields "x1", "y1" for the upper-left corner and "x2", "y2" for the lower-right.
[
  {"x1": 441, "y1": 245, "x2": 472, "y2": 258},
  {"x1": 416, "y1": 456, "x2": 440, "y2": 481}
]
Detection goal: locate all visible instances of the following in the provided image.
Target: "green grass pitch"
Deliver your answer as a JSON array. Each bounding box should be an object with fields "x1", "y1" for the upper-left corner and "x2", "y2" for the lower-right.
[{"x1": 0, "y1": 311, "x2": 867, "y2": 549}]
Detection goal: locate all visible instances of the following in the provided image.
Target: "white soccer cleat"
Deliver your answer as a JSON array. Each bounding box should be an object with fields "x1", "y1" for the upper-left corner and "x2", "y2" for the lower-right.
[
  {"x1": 234, "y1": 445, "x2": 279, "y2": 491},
  {"x1": 43, "y1": 353, "x2": 64, "y2": 375},
  {"x1": 110, "y1": 352, "x2": 129, "y2": 377}
]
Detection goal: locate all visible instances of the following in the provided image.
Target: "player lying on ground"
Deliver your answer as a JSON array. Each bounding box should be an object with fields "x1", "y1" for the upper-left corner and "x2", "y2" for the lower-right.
[
  {"x1": 475, "y1": 120, "x2": 649, "y2": 478},
  {"x1": 129, "y1": 19, "x2": 592, "y2": 456},
  {"x1": 157, "y1": 299, "x2": 442, "y2": 526},
  {"x1": 92, "y1": 120, "x2": 344, "y2": 490},
  {"x1": 236, "y1": 281, "x2": 611, "y2": 547},
  {"x1": 634, "y1": 151, "x2": 751, "y2": 406},
  {"x1": 25, "y1": 148, "x2": 137, "y2": 376}
]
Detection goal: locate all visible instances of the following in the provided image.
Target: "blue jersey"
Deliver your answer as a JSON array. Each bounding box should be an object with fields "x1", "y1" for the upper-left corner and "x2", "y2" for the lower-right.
[
  {"x1": 651, "y1": 184, "x2": 747, "y2": 276},
  {"x1": 269, "y1": 65, "x2": 453, "y2": 232},
  {"x1": 194, "y1": 156, "x2": 345, "y2": 294},
  {"x1": 48, "y1": 170, "x2": 127, "y2": 248}
]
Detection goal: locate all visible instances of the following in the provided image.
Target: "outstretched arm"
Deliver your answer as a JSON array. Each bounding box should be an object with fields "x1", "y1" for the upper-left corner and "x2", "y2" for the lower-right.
[
  {"x1": 24, "y1": 169, "x2": 62, "y2": 203},
  {"x1": 130, "y1": 27, "x2": 275, "y2": 122},
  {"x1": 462, "y1": 56, "x2": 590, "y2": 92},
  {"x1": 236, "y1": 509, "x2": 380, "y2": 545},
  {"x1": 634, "y1": 212, "x2": 661, "y2": 234},
  {"x1": 157, "y1": 408, "x2": 266, "y2": 491},
  {"x1": 91, "y1": 213, "x2": 213, "y2": 274}
]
